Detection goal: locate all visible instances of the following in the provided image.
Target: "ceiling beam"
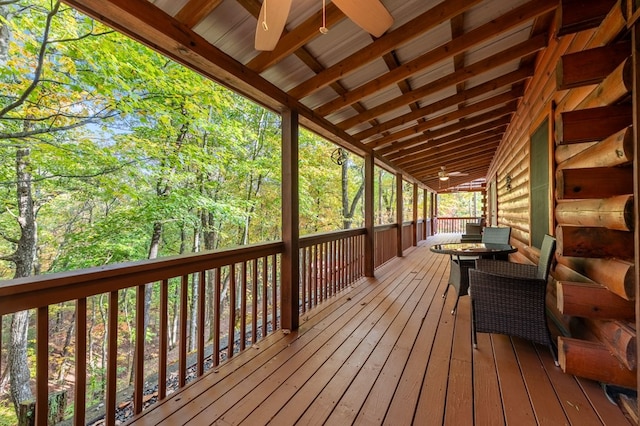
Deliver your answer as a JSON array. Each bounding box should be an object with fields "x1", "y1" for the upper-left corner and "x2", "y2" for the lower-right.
[
  {"x1": 175, "y1": 0, "x2": 223, "y2": 29},
  {"x1": 413, "y1": 152, "x2": 498, "y2": 180},
  {"x1": 394, "y1": 129, "x2": 507, "y2": 168},
  {"x1": 385, "y1": 116, "x2": 511, "y2": 160},
  {"x1": 354, "y1": 66, "x2": 532, "y2": 142},
  {"x1": 246, "y1": 3, "x2": 346, "y2": 73},
  {"x1": 337, "y1": 34, "x2": 547, "y2": 131},
  {"x1": 60, "y1": 0, "x2": 373, "y2": 159},
  {"x1": 315, "y1": 0, "x2": 557, "y2": 117},
  {"x1": 288, "y1": 0, "x2": 483, "y2": 99},
  {"x1": 405, "y1": 138, "x2": 502, "y2": 173},
  {"x1": 367, "y1": 88, "x2": 523, "y2": 149},
  {"x1": 382, "y1": 112, "x2": 512, "y2": 157}
]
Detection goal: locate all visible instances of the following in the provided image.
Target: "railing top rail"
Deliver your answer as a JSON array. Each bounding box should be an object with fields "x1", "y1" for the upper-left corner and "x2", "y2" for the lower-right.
[
  {"x1": 0, "y1": 241, "x2": 284, "y2": 316},
  {"x1": 436, "y1": 216, "x2": 482, "y2": 220},
  {"x1": 299, "y1": 228, "x2": 366, "y2": 248},
  {"x1": 374, "y1": 223, "x2": 399, "y2": 232}
]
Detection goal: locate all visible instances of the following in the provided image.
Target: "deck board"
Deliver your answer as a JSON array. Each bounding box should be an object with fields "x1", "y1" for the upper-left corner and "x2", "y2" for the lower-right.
[{"x1": 129, "y1": 234, "x2": 632, "y2": 425}]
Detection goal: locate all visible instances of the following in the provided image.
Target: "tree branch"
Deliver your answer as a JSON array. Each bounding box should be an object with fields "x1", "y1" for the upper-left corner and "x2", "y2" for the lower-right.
[
  {"x1": 0, "y1": 111, "x2": 119, "y2": 139},
  {"x1": 0, "y1": 1, "x2": 60, "y2": 118}
]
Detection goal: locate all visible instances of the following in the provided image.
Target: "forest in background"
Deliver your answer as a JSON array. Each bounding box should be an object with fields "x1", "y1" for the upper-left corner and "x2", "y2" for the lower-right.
[
  {"x1": 0, "y1": 2, "x2": 430, "y2": 423},
  {"x1": 0, "y1": 2, "x2": 487, "y2": 424}
]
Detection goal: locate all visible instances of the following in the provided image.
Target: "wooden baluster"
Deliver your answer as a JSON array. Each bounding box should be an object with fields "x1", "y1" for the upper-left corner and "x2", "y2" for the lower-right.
[
  {"x1": 300, "y1": 247, "x2": 307, "y2": 313},
  {"x1": 106, "y1": 291, "x2": 118, "y2": 426},
  {"x1": 134, "y1": 285, "x2": 145, "y2": 414},
  {"x1": 213, "y1": 270, "x2": 221, "y2": 367},
  {"x1": 36, "y1": 306, "x2": 49, "y2": 425},
  {"x1": 240, "y1": 262, "x2": 247, "y2": 351},
  {"x1": 261, "y1": 259, "x2": 268, "y2": 338},
  {"x1": 197, "y1": 270, "x2": 206, "y2": 376},
  {"x1": 272, "y1": 255, "x2": 278, "y2": 330},
  {"x1": 252, "y1": 258, "x2": 258, "y2": 344},
  {"x1": 74, "y1": 299, "x2": 87, "y2": 426},
  {"x1": 228, "y1": 265, "x2": 236, "y2": 359},
  {"x1": 159, "y1": 279, "x2": 168, "y2": 399},
  {"x1": 179, "y1": 275, "x2": 188, "y2": 387}
]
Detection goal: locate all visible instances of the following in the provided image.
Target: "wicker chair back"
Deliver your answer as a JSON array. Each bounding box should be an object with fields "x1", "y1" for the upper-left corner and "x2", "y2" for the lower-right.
[
  {"x1": 481, "y1": 227, "x2": 511, "y2": 244},
  {"x1": 536, "y1": 234, "x2": 556, "y2": 280}
]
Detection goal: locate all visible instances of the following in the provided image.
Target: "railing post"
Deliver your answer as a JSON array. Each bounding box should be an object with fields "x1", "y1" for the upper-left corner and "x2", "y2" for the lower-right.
[
  {"x1": 281, "y1": 108, "x2": 300, "y2": 331},
  {"x1": 364, "y1": 154, "x2": 375, "y2": 277},
  {"x1": 423, "y1": 188, "x2": 428, "y2": 238},
  {"x1": 396, "y1": 173, "x2": 403, "y2": 257},
  {"x1": 412, "y1": 183, "x2": 418, "y2": 246},
  {"x1": 432, "y1": 192, "x2": 437, "y2": 234}
]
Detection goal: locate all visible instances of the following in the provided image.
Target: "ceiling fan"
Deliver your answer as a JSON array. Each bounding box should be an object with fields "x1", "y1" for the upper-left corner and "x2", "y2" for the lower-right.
[
  {"x1": 436, "y1": 166, "x2": 468, "y2": 181},
  {"x1": 255, "y1": 0, "x2": 394, "y2": 51}
]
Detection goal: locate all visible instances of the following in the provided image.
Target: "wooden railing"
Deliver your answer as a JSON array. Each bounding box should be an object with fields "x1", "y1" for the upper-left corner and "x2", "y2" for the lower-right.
[
  {"x1": 417, "y1": 219, "x2": 425, "y2": 242},
  {"x1": 299, "y1": 228, "x2": 366, "y2": 312},
  {"x1": 435, "y1": 217, "x2": 482, "y2": 234},
  {"x1": 0, "y1": 222, "x2": 428, "y2": 424},
  {"x1": 0, "y1": 242, "x2": 284, "y2": 424},
  {"x1": 374, "y1": 224, "x2": 398, "y2": 268},
  {"x1": 402, "y1": 222, "x2": 414, "y2": 251}
]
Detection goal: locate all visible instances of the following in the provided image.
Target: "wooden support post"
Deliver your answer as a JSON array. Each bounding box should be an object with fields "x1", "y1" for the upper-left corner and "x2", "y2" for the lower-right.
[
  {"x1": 558, "y1": 337, "x2": 636, "y2": 388},
  {"x1": 364, "y1": 154, "x2": 375, "y2": 277},
  {"x1": 396, "y1": 173, "x2": 403, "y2": 257},
  {"x1": 281, "y1": 108, "x2": 300, "y2": 331},
  {"x1": 423, "y1": 188, "x2": 428, "y2": 238},
  {"x1": 557, "y1": 281, "x2": 636, "y2": 319},
  {"x1": 412, "y1": 183, "x2": 418, "y2": 246},
  {"x1": 432, "y1": 192, "x2": 437, "y2": 234}
]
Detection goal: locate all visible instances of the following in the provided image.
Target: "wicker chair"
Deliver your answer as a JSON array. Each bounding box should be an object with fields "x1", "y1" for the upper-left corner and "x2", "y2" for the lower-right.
[
  {"x1": 443, "y1": 227, "x2": 511, "y2": 314},
  {"x1": 460, "y1": 222, "x2": 482, "y2": 242},
  {"x1": 469, "y1": 234, "x2": 558, "y2": 365},
  {"x1": 480, "y1": 227, "x2": 511, "y2": 260}
]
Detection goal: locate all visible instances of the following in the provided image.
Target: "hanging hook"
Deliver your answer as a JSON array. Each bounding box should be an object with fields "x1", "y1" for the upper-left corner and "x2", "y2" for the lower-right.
[
  {"x1": 262, "y1": 0, "x2": 269, "y2": 31},
  {"x1": 319, "y1": 0, "x2": 329, "y2": 34}
]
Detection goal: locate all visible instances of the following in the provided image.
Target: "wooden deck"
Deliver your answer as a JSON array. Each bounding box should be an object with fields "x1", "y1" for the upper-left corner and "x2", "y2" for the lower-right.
[{"x1": 129, "y1": 234, "x2": 631, "y2": 425}]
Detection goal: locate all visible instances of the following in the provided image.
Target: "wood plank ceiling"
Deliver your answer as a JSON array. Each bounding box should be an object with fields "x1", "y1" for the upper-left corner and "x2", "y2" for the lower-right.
[{"x1": 62, "y1": 0, "x2": 557, "y2": 192}]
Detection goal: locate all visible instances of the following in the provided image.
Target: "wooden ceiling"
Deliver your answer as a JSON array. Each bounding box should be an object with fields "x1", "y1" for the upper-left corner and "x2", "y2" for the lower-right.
[{"x1": 62, "y1": 0, "x2": 558, "y2": 192}]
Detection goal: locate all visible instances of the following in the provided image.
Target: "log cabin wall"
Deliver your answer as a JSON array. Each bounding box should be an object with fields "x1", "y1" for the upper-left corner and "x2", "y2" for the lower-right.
[{"x1": 487, "y1": 0, "x2": 637, "y2": 392}]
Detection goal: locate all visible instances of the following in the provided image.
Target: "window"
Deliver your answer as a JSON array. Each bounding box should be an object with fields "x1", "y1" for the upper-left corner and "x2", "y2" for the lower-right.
[{"x1": 530, "y1": 119, "x2": 550, "y2": 249}]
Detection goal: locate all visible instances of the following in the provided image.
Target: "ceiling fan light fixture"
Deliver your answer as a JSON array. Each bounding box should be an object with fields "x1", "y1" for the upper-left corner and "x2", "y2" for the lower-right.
[{"x1": 439, "y1": 175, "x2": 449, "y2": 181}]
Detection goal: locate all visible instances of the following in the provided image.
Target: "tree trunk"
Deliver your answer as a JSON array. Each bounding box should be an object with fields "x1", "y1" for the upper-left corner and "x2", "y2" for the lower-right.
[
  {"x1": 342, "y1": 161, "x2": 351, "y2": 229},
  {"x1": 143, "y1": 221, "x2": 162, "y2": 343},
  {"x1": 0, "y1": 5, "x2": 10, "y2": 63},
  {"x1": 189, "y1": 228, "x2": 200, "y2": 352},
  {"x1": 8, "y1": 145, "x2": 37, "y2": 415}
]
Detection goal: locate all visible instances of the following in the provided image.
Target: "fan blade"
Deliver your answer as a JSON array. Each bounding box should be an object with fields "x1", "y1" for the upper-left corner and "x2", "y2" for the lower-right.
[
  {"x1": 255, "y1": 0, "x2": 293, "y2": 51},
  {"x1": 449, "y1": 172, "x2": 469, "y2": 176},
  {"x1": 332, "y1": 0, "x2": 393, "y2": 37}
]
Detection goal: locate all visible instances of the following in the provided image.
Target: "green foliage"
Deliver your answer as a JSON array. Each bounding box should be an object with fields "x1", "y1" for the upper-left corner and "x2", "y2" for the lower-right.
[
  {"x1": 0, "y1": 402, "x2": 17, "y2": 426},
  {"x1": 0, "y1": 1, "x2": 418, "y2": 419},
  {"x1": 437, "y1": 192, "x2": 484, "y2": 217}
]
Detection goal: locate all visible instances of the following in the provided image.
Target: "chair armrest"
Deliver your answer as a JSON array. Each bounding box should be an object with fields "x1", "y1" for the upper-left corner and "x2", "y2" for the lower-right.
[{"x1": 475, "y1": 259, "x2": 538, "y2": 279}]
